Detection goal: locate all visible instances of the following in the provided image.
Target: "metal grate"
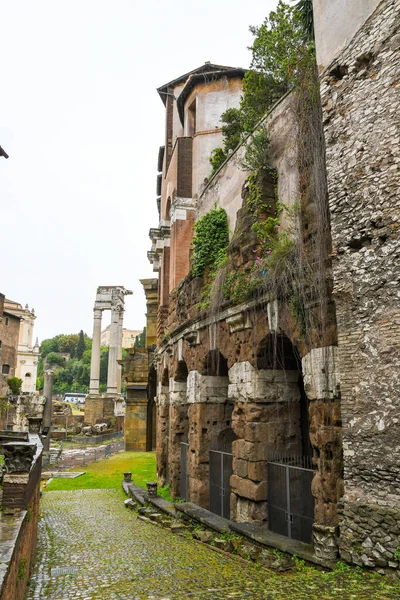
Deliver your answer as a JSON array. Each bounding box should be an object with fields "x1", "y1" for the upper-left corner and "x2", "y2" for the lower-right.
[{"x1": 51, "y1": 566, "x2": 79, "y2": 577}]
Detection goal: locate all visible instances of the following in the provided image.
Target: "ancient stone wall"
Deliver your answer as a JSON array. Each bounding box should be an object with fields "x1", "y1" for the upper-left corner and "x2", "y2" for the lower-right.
[{"x1": 320, "y1": 0, "x2": 400, "y2": 570}]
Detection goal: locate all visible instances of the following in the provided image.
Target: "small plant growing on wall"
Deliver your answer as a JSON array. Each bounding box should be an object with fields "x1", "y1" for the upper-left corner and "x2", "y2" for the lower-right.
[{"x1": 7, "y1": 376, "x2": 22, "y2": 395}]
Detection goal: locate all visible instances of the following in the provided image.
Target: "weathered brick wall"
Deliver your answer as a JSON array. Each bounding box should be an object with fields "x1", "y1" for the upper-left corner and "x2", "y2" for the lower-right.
[
  {"x1": 0, "y1": 446, "x2": 42, "y2": 600},
  {"x1": 320, "y1": 0, "x2": 400, "y2": 569}
]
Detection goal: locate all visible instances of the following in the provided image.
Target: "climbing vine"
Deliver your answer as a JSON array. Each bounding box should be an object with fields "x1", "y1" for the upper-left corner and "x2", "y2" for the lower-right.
[{"x1": 191, "y1": 207, "x2": 229, "y2": 278}]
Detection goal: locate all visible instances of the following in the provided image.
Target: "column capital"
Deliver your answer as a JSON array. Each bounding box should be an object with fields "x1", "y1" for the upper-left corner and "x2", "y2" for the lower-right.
[{"x1": 94, "y1": 308, "x2": 102, "y2": 319}]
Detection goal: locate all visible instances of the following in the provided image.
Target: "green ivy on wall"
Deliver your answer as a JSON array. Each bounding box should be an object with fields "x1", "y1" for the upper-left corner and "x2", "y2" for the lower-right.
[{"x1": 191, "y1": 207, "x2": 229, "y2": 278}]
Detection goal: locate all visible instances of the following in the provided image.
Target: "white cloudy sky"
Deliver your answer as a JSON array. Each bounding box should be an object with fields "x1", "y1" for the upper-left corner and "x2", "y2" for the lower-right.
[{"x1": 0, "y1": 0, "x2": 278, "y2": 342}]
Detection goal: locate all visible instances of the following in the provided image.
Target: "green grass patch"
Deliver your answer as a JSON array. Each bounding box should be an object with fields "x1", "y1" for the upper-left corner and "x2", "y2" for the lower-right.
[{"x1": 44, "y1": 451, "x2": 156, "y2": 497}]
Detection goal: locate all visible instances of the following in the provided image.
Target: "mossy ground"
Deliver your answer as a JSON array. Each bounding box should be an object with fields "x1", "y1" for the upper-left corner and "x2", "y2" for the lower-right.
[
  {"x1": 44, "y1": 451, "x2": 156, "y2": 496},
  {"x1": 39, "y1": 453, "x2": 400, "y2": 599}
]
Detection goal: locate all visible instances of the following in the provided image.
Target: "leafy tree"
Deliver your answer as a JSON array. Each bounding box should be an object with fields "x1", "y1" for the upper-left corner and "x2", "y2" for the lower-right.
[
  {"x1": 46, "y1": 352, "x2": 65, "y2": 366},
  {"x1": 209, "y1": 147, "x2": 228, "y2": 175},
  {"x1": 211, "y1": 1, "x2": 309, "y2": 171},
  {"x1": 292, "y1": 0, "x2": 314, "y2": 39},
  {"x1": 7, "y1": 377, "x2": 22, "y2": 395},
  {"x1": 38, "y1": 332, "x2": 94, "y2": 394},
  {"x1": 76, "y1": 330, "x2": 86, "y2": 359},
  {"x1": 40, "y1": 337, "x2": 59, "y2": 357}
]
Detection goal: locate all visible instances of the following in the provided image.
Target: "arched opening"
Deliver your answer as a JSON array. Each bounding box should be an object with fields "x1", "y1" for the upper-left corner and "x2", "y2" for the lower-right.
[
  {"x1": 256, "y1": 333, "x2": 311, "y2": 458},
  {"x1": 256, "y1": 333, "x2": 314, "y2": 543},
  {"x1": 188, "y1": 349, "x2": 232, "y2": 512},
  {"x1": 203, "y1": 349, "x2": 228, "y2": 376}
]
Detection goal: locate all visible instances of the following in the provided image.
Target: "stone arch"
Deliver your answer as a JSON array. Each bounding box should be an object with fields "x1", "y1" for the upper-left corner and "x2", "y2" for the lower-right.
[
  {"x1": 256, "y1": 333, "x2": 300, "y2": 371},
  {"x1": 202, "y1": 350, "x2": 229, "y2": 376}
]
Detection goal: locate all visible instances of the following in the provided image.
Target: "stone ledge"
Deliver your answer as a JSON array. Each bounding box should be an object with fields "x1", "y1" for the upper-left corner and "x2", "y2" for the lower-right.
[
  {"x1": 147, "y1": 496, "x2": 179, "y2": 518},
  {"x1": 174, "y1": 502, "x2": 231, "y2": 533},
  {"x1": 229, "y1": 522, "x2": 337, "y2": 570}
]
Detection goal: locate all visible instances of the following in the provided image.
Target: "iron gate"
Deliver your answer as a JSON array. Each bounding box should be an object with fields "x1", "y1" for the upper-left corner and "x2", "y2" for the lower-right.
[
  {"x1": 165, "y1": 435, "x2": 169, "y2": 485},
  {"x1": 180, "y1": 440, "x2": 189, "y2": 500},
  {"x1": 209, "y1": 449, "x2": 233, "y2": 518},
  {"x1": 267, "y1": 456, "x2": 314, "y2": 544}
]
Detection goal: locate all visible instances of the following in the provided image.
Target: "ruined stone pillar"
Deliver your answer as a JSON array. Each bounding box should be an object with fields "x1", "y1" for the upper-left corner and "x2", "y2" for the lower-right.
[
  {"x1": 89, "y1": 308, "x2": 102, "y2": 394},
  {"x1": 168, "y1": 379, "x2": 188, "y2": 498},
  {"x1": 42, "y1": 370, "x2": 54, "y2": 451},
  {"x1": 302, "y1": 346, "x2": 342, "y2": 560},
  {"x1": 116, "y1": 312, "x2": 123, "y2": 394},
  {"x1": 122, "y1": 347, "x2": 149, "y2": 451},
  {"x1": 156, "y1": 383, "x2": 170, "y2": 486},
  {"x1": 187, "y1": 370, "x2": 230, "y2": 508},
  {"x1": 228, "y1": 361, "x2": 302, "y2": 523},
  {"x1": 107, "y1": 308, "x2": 119, "y2": 395}
]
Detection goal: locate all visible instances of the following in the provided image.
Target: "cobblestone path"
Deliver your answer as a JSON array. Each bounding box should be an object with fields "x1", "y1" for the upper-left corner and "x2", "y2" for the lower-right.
[{"x1": 26, "y1": 489, "x2": 399, "y2": 600}]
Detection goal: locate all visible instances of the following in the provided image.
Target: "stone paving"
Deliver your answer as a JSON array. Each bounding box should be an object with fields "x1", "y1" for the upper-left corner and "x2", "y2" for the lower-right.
[{"x1": 26, "y1": 489, "x2": 400, "y2": 600}]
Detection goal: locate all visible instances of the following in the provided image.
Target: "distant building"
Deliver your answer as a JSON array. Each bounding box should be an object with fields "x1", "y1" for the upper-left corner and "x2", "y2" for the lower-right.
[
  {"x1": 3, "y1": 299, "x2": 40, "y2": 394},
  {"x1": 0, "y1": 294, "x2": 22, "y2": 395},
  {"x1": 101, "y1": 325, "x2": 141, "y2": 349}
]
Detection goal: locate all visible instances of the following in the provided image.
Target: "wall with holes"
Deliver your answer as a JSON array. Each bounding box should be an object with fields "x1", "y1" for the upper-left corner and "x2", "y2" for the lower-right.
[{"x1": 320, "y1": 0, "x2": 400, "y2": 570}]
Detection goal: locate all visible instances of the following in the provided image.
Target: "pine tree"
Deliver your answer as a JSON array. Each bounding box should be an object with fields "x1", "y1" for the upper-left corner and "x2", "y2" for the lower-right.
[{"x1": 76, "y1": 330, "x2": 85, "y2": 359}]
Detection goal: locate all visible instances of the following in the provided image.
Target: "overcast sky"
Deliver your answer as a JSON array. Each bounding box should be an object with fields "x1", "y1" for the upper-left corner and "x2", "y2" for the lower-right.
[{"x1": 0, "y1": 0, "x2": 278, "y2": 343}]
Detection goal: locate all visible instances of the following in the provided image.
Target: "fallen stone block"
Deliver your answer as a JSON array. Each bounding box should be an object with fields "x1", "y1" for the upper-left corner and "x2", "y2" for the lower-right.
[
  {"x1": 170, "y1": 522, "x2": 189, "y2": 534},
  {"x1": 149, "y1": 513, "x2": 164, "y2": 522},
  {"x1": 124, "y1": 499, "x2": 136, "y2": 509},
  {"x1": 193, "y1": 529, "x2": 214, "y2": 544},
  {"x1": 259, "y1": 549, "x2": 295, "y2": 571},
  {"x1": 213, "y1": 538, "x2": 233, "y2": 553},
  {"x1": 237, "y1": 542, "x2": 261, "y2": 561}
]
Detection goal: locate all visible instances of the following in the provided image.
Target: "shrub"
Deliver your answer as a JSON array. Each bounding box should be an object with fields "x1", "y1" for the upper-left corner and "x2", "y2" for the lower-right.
[{"x1": 7, "y1": 377, "x2": 22, "y2": 395}]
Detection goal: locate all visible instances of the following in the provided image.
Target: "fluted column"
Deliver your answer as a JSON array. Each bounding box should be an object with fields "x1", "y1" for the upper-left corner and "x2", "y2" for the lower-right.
[
  {"x1": 89, "y1": 309, "x2": 102, "y2": 394},
  {"x1": 107, "y1": 308, "x2": 119, "y2": 395},
  {"x1": 116, "y1": 312, "x2": 123, "y2": 393}
]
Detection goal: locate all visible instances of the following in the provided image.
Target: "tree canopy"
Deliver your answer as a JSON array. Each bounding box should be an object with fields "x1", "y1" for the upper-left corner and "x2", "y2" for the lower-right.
[{"x1": 210, "y1": 1, "x2": 312, "y2": 174}]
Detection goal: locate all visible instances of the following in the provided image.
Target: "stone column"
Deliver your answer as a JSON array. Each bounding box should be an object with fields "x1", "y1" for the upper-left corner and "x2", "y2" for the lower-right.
[
  {"x1": 89, "y1": 309, "x2": 102, "y2": 394},
  {"x1": 42, "y1": 370, "x2": 54, "y2": 451},
  {"x1": 187, "y1": 371, "x2": 230, "y2": 509},
  {"x1": 229, "y1": 361, "x2": 302, "y2": 523},
  {"x1": 156, "y1": 384, "x2": 170, "y2": 486},
  {"x1": 168, "y1": 379, "x2": 188, "y2": 497},
  {"x1": 107, "y1": 308, "x2": 119, "y2": 395},
  {"x1": 116, "y1": 312, "x2": 123, "y2": 394}
]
